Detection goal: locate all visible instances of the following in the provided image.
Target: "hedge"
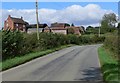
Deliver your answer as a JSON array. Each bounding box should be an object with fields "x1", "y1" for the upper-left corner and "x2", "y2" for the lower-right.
[{"x1": 2, "y1": 30, "x2": 105, "y2": 61}]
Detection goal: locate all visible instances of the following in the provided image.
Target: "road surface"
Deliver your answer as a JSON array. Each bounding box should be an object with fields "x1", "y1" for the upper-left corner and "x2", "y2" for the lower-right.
[{"x1": 2, "y1": 45, "x2": 103, "y2": 81}]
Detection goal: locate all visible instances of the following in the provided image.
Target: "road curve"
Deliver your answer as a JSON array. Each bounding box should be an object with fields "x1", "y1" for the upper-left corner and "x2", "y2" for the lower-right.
[{"x1": 2, "y1": 44, "x2": 103, "y2": 81}]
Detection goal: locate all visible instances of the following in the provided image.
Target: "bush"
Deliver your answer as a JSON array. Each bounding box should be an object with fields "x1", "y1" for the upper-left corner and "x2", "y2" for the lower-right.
[
  {"x1": 23, "y1": 33, "x2": 39, "y2": 53},
  {"x1": 67, "y1": 34, "x2": 79, "y2": 44},
  {"x1": 2, "y1": 30, "x2": 24, "y2": 60},
  {"x1": 92, "y1": 35, "x2": 105, "y2": 43},
  {"x1": 2, "y1": 31, "x2": 105, "y2": 61},
  {"x1": 104, "y1": 31, "x2": 118, "y2": 58}
]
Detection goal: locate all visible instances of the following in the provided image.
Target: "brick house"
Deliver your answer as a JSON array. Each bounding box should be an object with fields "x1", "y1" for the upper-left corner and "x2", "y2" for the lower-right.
[
  {"x1": 42, "y1": 23, "x2": 70, "y2": 34},
  {"x1": 43, "y1": 22, "x2": 83, "y2": 35},
  {"x1": 4, "y1": 15, "x2": 29, "y2": 32}
]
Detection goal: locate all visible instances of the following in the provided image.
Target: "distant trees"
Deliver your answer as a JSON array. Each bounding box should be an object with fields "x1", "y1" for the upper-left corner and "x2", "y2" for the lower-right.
[
  {"x1": 71, "y1": 23, "x2": 74, "y2": 26},
  {"x1": 85, "y1": 26, "x2": 99, "y2": 34}
]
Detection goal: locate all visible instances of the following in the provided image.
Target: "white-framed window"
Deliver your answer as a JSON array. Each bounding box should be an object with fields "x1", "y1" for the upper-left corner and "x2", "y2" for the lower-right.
[
  {"x1": 23, "y1": 25, "x2": 25, "y2": 27},
  {"x1": 16, "y1": 24, "x2": 18, "y2": 27}
]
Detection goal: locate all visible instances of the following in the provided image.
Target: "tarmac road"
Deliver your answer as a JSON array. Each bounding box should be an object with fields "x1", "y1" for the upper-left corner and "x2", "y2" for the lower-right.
[{"x1": 2, "y1": 44, "x2": 103, "y2": 81}]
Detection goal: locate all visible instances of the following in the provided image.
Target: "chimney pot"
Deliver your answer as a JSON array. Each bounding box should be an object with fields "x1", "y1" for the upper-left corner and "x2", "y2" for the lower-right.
[{"x1": 21, "y1": 16, "x2": 23, "y2": 19}]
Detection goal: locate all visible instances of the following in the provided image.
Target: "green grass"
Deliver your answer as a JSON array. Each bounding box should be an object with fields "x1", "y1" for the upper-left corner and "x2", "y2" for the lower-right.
[
  {"x1": 0, "y1": 44, "x2": 73, "y2": 71},
  {"x1": 98, "y1": 46, "x2": 119, "y2": 83}
]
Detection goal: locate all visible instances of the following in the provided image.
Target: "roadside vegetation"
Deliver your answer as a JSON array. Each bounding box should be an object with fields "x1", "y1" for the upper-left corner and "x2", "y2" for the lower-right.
[
  {"x1": 0, "y1": 44, "x2": 73, "y2": 71},
  {"x1": 98, "y1": 13, "x2": 119, "y2": 83},
  {"x1": 98, "y1": 46, "x2": 119, "y2": 82},
  {"x1": 1, "y1": 29, "x2": 105, "y2": 71}
]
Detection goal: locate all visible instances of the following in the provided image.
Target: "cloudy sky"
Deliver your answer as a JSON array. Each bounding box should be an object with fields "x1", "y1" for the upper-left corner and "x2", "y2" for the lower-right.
[{"x1": 2, "y1": 2, "x2": 118, "y2": 28}]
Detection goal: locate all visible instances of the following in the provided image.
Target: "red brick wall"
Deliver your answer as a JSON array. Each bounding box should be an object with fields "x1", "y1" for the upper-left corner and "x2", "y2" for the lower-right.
[
  {"x1": 4, "y1": 15, "x2": 14, "y2": 30},
  {"x1": 4, "y1": 15, "x2": 25, "y2": 31},
  {"x1": 14, "y1": 23, "x2": 25, "y2": 31}
]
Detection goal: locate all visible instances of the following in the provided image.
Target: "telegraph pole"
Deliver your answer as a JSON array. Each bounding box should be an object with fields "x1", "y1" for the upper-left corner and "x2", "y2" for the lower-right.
[{"x1": 36, "y1": 0, "x2": 39, "y2": 40}]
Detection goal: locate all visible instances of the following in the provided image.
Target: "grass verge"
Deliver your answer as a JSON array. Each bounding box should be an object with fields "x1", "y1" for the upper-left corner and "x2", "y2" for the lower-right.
[
  {"x1": 98, "y1": 46, "x2": 119, "y2": 83},
  {"x1": 0, "y1": 44, "x2": 74, "y2": 71}
]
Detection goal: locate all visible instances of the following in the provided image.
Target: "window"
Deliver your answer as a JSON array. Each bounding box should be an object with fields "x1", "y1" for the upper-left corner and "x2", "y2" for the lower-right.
[
  {"x1": 23, "y1": 25, "x2": 25, "y2": 27},
  {"x1": 16, "y1": 24, "x2": 18, "y2": 26},
  {"x1": 6, "y1": 23, "x2": 8, "y2": 27}
]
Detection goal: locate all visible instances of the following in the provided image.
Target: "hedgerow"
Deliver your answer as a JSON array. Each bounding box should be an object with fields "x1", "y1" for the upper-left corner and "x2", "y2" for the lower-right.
[{"x1": 2, "y1": 30, "x2": 105, "y2": 61}]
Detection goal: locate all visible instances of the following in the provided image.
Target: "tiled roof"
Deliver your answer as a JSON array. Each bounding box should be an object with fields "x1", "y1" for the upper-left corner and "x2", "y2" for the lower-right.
[
  {"x1": 27, "y1": 24, "x2": 48, "y2": 28},
  {"x1": 11, "y1": 17, "x2": 28, "y2": 24},
  {"x1": 51, "y1": 23, "x2": 70, "y2": 28}
]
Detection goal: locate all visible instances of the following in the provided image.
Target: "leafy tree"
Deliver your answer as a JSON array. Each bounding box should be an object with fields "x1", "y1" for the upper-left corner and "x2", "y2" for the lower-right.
[
  {"x1": 71, "y1": 23, "x2": 74, "y2": 26},
  {"x1": 101, "y1": 13, "x2": 117, "y2": 33},
  {"x1": 117, "y1": 22, "x2": 120, "y2": 28},
  {"x1": 86, "y1": 26, "x2": 94, "y2": 30},
  {"x1": 85, "y1": 26, "x2": 95, "y2": 34},
  {"x1": 81, "y1": 26, "x2": 85, "y2": 32}
]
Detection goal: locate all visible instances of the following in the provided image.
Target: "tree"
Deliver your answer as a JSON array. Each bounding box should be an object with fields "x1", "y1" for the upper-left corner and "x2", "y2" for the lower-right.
[
  {"x1": 71, "y1": 23, "x2": 74, "y2": 26},
  {"x1": 117, "y1": 22, "x2": 120, "y2": 28},
  {"x1": 101, "y1": 13, "x2": 117, "y2": 33},
  {"x1": 101, "y1": 13, "x2": 117, "y2": 28},
  {"x1": 86, "y1": 26, "x2": 94, "y2": 30},
  {"x1": 85, "y1": 26, "x2": 94, "y2": 34}
]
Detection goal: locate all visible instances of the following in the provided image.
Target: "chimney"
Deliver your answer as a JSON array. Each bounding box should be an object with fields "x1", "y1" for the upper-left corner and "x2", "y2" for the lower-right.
[
  {"x1": 8, "y1": 15, "x2": 11, "y2": 17},
  {"x1": 21, "y1": 16, "x2": 23, "y2": 20}
]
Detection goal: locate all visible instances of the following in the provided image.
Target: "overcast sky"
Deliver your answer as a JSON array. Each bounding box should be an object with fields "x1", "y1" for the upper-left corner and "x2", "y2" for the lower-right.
[{"x1": 1, "y1": 2, "x2": 118, "y2": 28}]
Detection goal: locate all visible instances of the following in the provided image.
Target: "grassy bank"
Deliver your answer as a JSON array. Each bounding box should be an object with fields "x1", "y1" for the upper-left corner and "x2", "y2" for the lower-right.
[
  {"x1": 98, "y1": 46, "x2": 119, "y2": 83},
  {"x1": 0, "y1": 44, "x2": 73, "y2": 71}
]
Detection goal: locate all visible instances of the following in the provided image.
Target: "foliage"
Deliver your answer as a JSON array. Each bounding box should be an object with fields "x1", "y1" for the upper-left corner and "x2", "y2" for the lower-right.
[
  {"x1": 71, "y1": 23, "x2": 74, "y2": 26},
  {"x1": 102, "y1": 13, "x2": 117, "y2": 27},
  {"x1": 117, "y1": 22, "x2": 120, "y2": 28},
  {"x1": 2, "y1": 30, "x2": 24, "y2": 60},
  {"x1": 101, "y1": 13, "x2": 117, "y2": 34},
  {"x1": 80, "y1": 34, "x2": 105, "y2": 44},
  {"x1": 2, "y1": 30, "x2": 105, "y2": 61},
  {"x1": 104, "y1": 31, "x2": 118, "y2": 58},
  {"x1": 23, "y1": 33, "x2": 39, "y2": 52},
  {"x1": 1, "y1": 44, "x2": 72, "y2": 71},
  {"x1": 67, "y1": 34, "x2": 79, "y2": 44},
  {"x1": 67, "y1": 28, "x2": 74, "y2": 34},
  {"x1": 98, "y1": 47, "x2": 119, "y2": 82},
  {"x1": 0, "y1": 31, "x2": 2, "y2": 61}
]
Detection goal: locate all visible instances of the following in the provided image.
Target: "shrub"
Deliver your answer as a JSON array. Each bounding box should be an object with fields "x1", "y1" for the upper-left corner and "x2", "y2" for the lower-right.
[
  {"x1": 2, "y1": 31, "x2": 105, "y2": 61},
  {"x1": 104, "y1": 31, "x2": 118, "y2": 58},
  {"x1": 39, "y1": 33, "x2": 60, "y2": 49},
  {"x1": 2, "y1": 30, "x2": 24, "y2": 60},
  {"x1": 92, "y1": 35, "x2": 105, "y2": 43},
  {"x1": 67, "y1": 34, "x2": 79, "y2": 44},
  {"x1": 23, "y1": 33, "x2": 39, "y2": 53}
]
